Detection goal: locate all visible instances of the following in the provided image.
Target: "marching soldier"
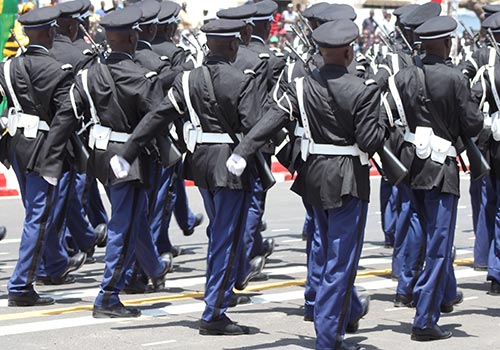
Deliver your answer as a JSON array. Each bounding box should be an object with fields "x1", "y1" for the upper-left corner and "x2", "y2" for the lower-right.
[
  {"x1": 470, "y1": 11, "x2": 500, "y2": 296},
  {"x1": 149, "y1": 0, "x2": 204, "y2": 259},
  {"x1": 216, "y1": 4, "x2": 273, "y2": 290},
  {"x1": 151, "y1": 0, "x2": 195, "y2": 70},
  {"x1": 45, "y1": 0, "x2": 107, "y2": 269},
  {"x1": 227, "y1": 19, "x2": 387, "y2": 350},
  {"x1": 110, "y1": 18, "x2": 262, "y2": 335},
  {"x1": 385, "y1": 16, "x2": 482, "y2": 340},
  {"x1": 40, "y1": 6, "x2": 171, "y2": 317},
  {"x1": 0, "y1": 6, "x2": 86, "y2": 306}
]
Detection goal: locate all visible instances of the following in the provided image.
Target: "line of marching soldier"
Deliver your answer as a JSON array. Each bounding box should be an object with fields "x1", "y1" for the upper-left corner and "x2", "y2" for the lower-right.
[{"x1": 1, "y1": 1, "x2": 500, "y2": 350}]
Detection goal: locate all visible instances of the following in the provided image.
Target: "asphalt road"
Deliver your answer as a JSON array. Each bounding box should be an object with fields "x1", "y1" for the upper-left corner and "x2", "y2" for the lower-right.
[{"x1": 0, "y1": 177, "x2": 499, "y2": 350}]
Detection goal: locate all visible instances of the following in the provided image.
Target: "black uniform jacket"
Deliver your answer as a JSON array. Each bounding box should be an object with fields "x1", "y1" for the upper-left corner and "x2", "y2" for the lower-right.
[
  {"x1": 40, "y1": 52, "x2": 164, "y2": 186},
  {"x1": 51, "y1": 34, "x2": 91, "y2": 74},
  {"x1": 235, "y1": 64, "x2": 387, "y2": 210},
  {"x1": 0, "y1": 46, "x2": 73, "y2": 174},
  {"x1": 471, "y1": 63, "x2": 500, "y2": 179},
  {"x1": 388, "y1": 54, "x2": 482, "y2": 196},
  {"x1": 151, "y1": 37, "x2": 195, "y2": 70},
  {"x1": 120, "y1": 56, "x2": 260, "y2": 191},
  {"x1": 248, "y1": 36, "x2": 286, "y2": 92},
  {"x1": 135, "y1": 40, "x2": 179, "y2": 91}
]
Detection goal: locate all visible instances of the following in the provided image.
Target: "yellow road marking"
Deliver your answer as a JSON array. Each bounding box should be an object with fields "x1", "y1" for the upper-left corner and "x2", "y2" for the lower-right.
[{"x1": 0, "y1": 258, "x2": 474, "y2": 322}]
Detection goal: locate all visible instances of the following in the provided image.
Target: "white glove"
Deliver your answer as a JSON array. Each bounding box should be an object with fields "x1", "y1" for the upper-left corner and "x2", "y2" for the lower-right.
[
  {"x1": 226, "y1": 153, "x2": 247, "y2": 177},
  {"x1": 110, "y1": 155, "x2": 131, "y2": 179},
  {"x1": 43, "y1": 176, "x2": 58, "y2": 187}
]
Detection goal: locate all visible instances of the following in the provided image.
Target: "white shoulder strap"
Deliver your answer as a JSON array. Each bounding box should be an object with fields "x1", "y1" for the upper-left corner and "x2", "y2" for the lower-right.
[
  {"x1": 295, "y1": 77, "x2": 312, "y2": 141},
  {"x1": 381, "y1": 91, "x2": 395, "y2": 127},
  {"x1": 181, "y1": 70, "x2": 201, "y2": 127},
  {"x1": 4, "y1": 59, "x2": 22, "y2": 112},
  {"x1": 81, "y1": 69, "x2": 100, "y2": 124},
  {"x1": 489, "y1": 47, "x2": 497, "y2": 67},
  {"x1": 287, "y1": 62, "x2": 296, "y2": 83},
  {"x1": 391, "y1": 53, "x2": 400, "y2": 75},
  {"x1": 488, "y1": 64, "x2": 500, "y2": 111},
  {"x1": 388, "y1": 74, "x2": 408, "y2": 130}
]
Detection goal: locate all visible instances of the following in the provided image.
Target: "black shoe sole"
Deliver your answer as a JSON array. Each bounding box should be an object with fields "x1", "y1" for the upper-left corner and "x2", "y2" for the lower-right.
[
  {"x1": 92, "y1": 311, "x2": 141, "y2": 318},
  {"x1": 199, "y1": 328, "x2": 246, "y2": 336},
  {"x1": 411, "y1": 332, "x2": 452, "y2": 341},
  {"x1": 8, "y1": 299, "x2": 55, "y2": 307}
]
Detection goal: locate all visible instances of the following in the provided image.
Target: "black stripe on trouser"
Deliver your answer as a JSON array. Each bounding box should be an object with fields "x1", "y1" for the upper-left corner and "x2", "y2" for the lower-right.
[
  {"x1": 425, "y1": 198, "x2": 456, "y2": 328},
  {"x1": 57, "y1": 169, "x2": 76, "y2": 239},
  {"x1": 81, "y1": 174, "x2": 91, "y2": 208},
  {"x1": 211, "y1": 192, "x2": 247, "y2": 321},
  {"x1": 27, "y1": 185, "x2": 55, "y2": 285},
  {"x1": 102, "y1": 187, "x2": 138, "y2": 307},
  {"x1": 160, "y1": 171, "x2": 177, "y2": 226},
  {"x1": 334, "y1": 201, "x2": 367, "y2": 349}
]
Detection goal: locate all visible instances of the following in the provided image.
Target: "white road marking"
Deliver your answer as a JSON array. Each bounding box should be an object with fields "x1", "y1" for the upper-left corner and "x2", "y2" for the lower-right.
[
  {"x1": 272, "y1": 229, "x2": 290, "y2": 232},
  {"x1": 141, "y1": 340, "x2": 177, "y2": 347},
  {"x1": 362, "y1": 246, "x2": 381, "y2": 251},
  {"x1": 282, "y1": 239, "x2": 303, "y2": 243},
  {"x1": 0, "y1": 252, "x2": 9, "y2": 256},
  {"x1": 0, "y1": 267, "x2": 484, "y2": 336},
  {"x1": 0, "y1": 238, "x2": 21, "y2": 245}
]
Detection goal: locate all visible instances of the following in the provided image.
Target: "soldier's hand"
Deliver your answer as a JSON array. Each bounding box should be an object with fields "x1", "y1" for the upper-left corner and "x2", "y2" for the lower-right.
[
  {"x1": 110, "y1": 155, "x2": 130, "y2": 179},
  {"x1": 226, "y1": 154, "x2": 247, "y2": 177}
]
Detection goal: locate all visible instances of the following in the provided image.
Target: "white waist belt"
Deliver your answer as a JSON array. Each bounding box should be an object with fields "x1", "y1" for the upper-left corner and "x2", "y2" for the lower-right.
[
  {"x1": 17, "y1": 113, "x2": 50, "y2": 131},
  {"x1": 199, "y1": 132, "x2": 234, "y2": 144},
  {"x1": 404, "y1": 131, "x2": 457, "y2": 157},
  {"x1": 109, "y1": 131, "x2": 130, "y2": 143},
  {"x1": 309, "y1": 143, "x2": 362, "y2": 156}
]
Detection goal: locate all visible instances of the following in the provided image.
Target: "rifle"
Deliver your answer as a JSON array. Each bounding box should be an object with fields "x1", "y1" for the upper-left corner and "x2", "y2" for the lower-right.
[
  {"x1": 189, "y1": 30, "x2": 208, "y2": 56},
  {"x1": 395, "y1": 26, "x2": 413, "y2": 52},
  {"x1": 78, "y1": 24, "x2": 107, "y2": 60},
  {"x1": 9, "y1": 29, "x2": 26, "y2": 54},
  {"x1": 459, "y1": 20, "x2": 481, "y2": 49},
  {"x1": 297, "y1": 11, "x2": 313, "y2": 34},
  {"x1": 284, "y1": 40, "x2": 312, "y2": 74},
  {"x1": 291, "y1": 25, "x2": 310, "y2": 49}
]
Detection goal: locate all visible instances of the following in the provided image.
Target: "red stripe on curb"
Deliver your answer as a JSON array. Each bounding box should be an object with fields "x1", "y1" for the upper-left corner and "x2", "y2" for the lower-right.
[{"x1": 0, "y1": 173, "x2": 20, "y2": 197}]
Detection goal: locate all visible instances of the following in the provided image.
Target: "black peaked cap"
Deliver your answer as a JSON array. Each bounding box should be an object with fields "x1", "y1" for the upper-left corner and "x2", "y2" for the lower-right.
[
  {"x1": 217, "y1": 4, "x2": 257, "y2": 21},
  {"x1": 414, "y1": 16, "x2": 457, "y2": 40},
  {"x1": 137, "y1": 0, "x2": 160, "y2": 23},
  {"x1": 312, "y1": 19, "x2": 359, "y2": 48},
  {"x1": 402, "y1": 2, "x2": 442, "y2": 28},
  {"x1": 19, "y1": 6, "x2": 61, "y2": 28},
  {"x1": 100, "y1": 6, "x2": 142, "y2": 30}
]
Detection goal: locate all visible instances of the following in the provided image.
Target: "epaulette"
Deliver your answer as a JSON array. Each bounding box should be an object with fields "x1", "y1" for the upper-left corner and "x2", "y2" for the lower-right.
[
  {"x1": 364, "y1": 79, "x2": 376, "y2": 86},
  {"x1": 356, "y1": 65, "x2": 366, "y2": 72},
  {"x1": 244, "y1": 69, "x2": 256, "y2": 76},
  {"x1": 259, "y1": 53, "x2": 270, "y2": 59},
  {"x1": 274, "y1": 52, "x2": 285, "y2": 58},
  {"x1": 61, "y1": 64, "x2": 73, "y2": 71},
  {"x1": 82, "y1": 49, "x2": 93, "y2": 56},
  {"x1": 160, "y1": 55, "x2": 169, "y2": 61},
  {"x1": 145, "y1": 71, "x2": 158, "y2": 79}
]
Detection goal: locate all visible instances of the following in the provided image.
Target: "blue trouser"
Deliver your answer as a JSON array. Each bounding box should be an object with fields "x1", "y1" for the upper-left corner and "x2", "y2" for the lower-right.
[
  {"x1": 244, "y1": 176, "x2": 265, "y2": 258},
  {"x1": 412, "y1": 188, "x2": 458, "y2": 329},
  {"x1": 487, "y1": 178, "x2": 500, "y2": 283},
  {"x1": 63, "y1": 170, "x2": 96, "y2": 253},
  {"x1": 124, "y1": 161, "x2": 168, "y2": 285},
  {"x1": 312, "y1": 197, "x2": 368, "y2": 350},
  {"x1": 8, "y1": 155, "x2": 57, "y2": 295},
  {"x1": 380, "y1": 178, "x2": 399, "y2": 247},
  {"x1": 304, "y1": 199, "x2": 322, "y2": 319},
  {"x1": 95, "y1": 183, "x2": 155, "y2": 308},
  {"x1": 470, "y1": 175, "x2": 495, "y2": 267},
  {"x1": 84, "y1": 175, "x2": 108, "y2": 227},
  {"x1": 395, "y1": 184, "x2": 425, "y2": 297},
  {"x1": 199, "y1": 187, "x2": 250, "y2": 322},
  {"x1": 173, "y1": 160, "x2": 197, "y2": 231},
  {"x1": 150, "y1": 161, "x2": 197, "y2": 254}
]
